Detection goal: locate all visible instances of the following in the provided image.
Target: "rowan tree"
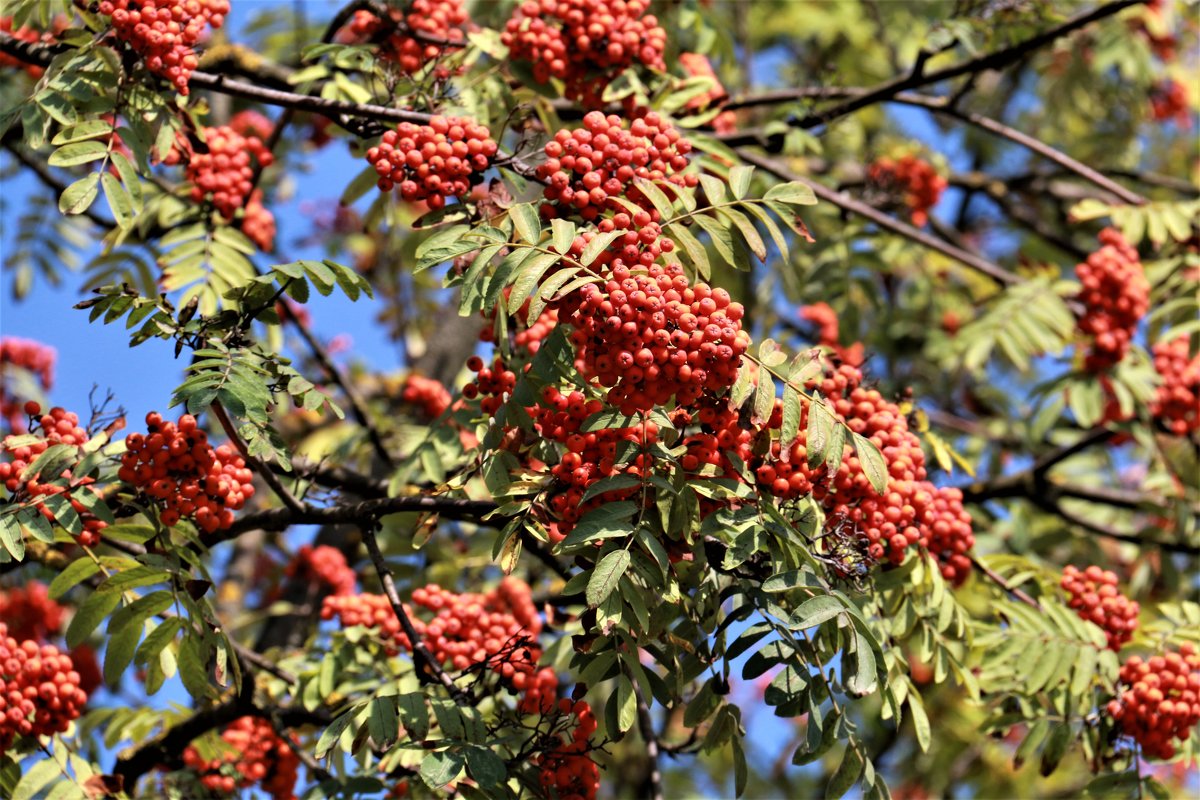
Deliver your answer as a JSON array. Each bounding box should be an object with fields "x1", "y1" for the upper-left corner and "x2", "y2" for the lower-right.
[{"x1": 0, "y1": 1, "x2": 1197, "y2": 798}]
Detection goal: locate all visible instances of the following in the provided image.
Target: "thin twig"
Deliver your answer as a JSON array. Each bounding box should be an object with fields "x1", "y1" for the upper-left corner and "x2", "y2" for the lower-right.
[
  {"x1": 209, "y1": 400, "x2": 305, "y2": 514},
  {"x1": 736, "y1": 149, "x2": 1025, "y2": 287},
  {"x1": 361, "y1": 521, "x2": 470, "y2": 703},
  {"x1": 969, "y1": 554, "x2": 1042, "y2": 609},
  {"x1": 634, "y1": 686, "x2": 665, "y2": 800}
]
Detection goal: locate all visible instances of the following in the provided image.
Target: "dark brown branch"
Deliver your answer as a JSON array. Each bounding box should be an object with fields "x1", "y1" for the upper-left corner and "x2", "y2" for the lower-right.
[
  {"x1": 361, "y1": 521, "x2": 470, "y2": 703},
  {"x1": 0, "y1": 33, "x2": 432, "y2": 128},
  {"x1": 724, "y1": 88, "x2": 1146, "y2": 206},
  {"x1": 735, "y1": 149, "x2": 1025, "y2": 287},
  {"x1": 214, "y1": 494, "x2": 499, "y2": 541},
  {"x1": 635, "y1": 686, "x2": 665, "y2": 800},
  {"x1": 287, "y1": 315, "x2": 396, "y2": 469},
  {"x1": 725, "y1": 2, "x2": 1145, "y2": 140}
]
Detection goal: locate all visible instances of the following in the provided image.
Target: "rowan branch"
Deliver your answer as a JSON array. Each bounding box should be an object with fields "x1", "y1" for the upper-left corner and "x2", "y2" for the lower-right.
[
  {"x1": 635, "y1": 686, "x2": 665, "y2": 800},
  {"x1": 969, "y1": 555, "x2": 1042, "y2": 609},
  {"x1": 210, "y1": 400, "x2": 306, "y2": 514},
  {"x1": 726, "y1": 1, "x2": 1146, "y2": 138},
  {"x1": 724, "y1": 88, "x2": 1146, "y2": 206},
  {"x1": 361, "y1": 520, "x2": 470, "y2": 703},
  {"x1": 735, "y1": 149, "x2": 1025, "y2": 286}
]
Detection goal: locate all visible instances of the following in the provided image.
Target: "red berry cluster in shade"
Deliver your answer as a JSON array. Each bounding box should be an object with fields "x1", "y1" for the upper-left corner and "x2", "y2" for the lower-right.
[
  {"x1": 97, "y1": 0, "x2": 229, "y2": 94},
  {"x1": 464, "y1": 356, "x2": 518, "y2": 416},
  {"x1": 1150, "y1": 78, "x2": 1191, "y2": 127},
  {"x1": 322, "y1": 579, "x2": 559, "y2": 707},
  {"x1": 164, "y1": 125, "x2": 275, "y2": 221},
  {"x1": 1074, "y1": 228, "x2": 1149, "y2": 372},
  {"x1": 242, "y1": 189, "x2": 276, "y2": 251},
  {"x1": 117, "y1": 412, "x2": 255, "y2": 533},
  {"x1": 867, "y1": 154, "x2": 947, "y2": 227},
  {"x1": 0, "y1": 406, "x2": 108, "y2": 547},
  {"x1": 182, "y1": 715, "x2": 300, "y2": 800},
  {"x1": 342, "y1": 0, "x2": 468, "y2": 76},
  {"x1": 502, "y1": 0, "x2": 667, "y2": 108},
  {"x1": 1149, "y1": 337, "x2": 1200, "y2": 436},
  {"x1": 0, "y1": 336, "x2": 55, "y2": 431},
  {"x1": 569, "y1": 261, "x2": 750, "y2": 413},
  {"x1": 1107, "y1": 643, "x2": 1200, "y2": 760},
  {"x1": 0, "y1": 583, "x2": 65, "y2": 644},
  {"x1": 923, "y1": 487, "x2": 975, "y2": 586},
  {"x1": 1061, "y1": 565, "x2": 1139, "y2": 651},
  {"x1": 284, "y1": 545, "x2": 356, "y2": 597},
  {"x1": 366, "y1": 116, "x2": 498, "y2": 208},
  {"x1": 679, "y1": 52, "x2": 736, "y2": 135},
  {"x1": 0, "y1": 622, "x2": 88, "y2": 757},
  {"x1": 533, "y1": 386, "x2": 656, "y2": 540},
  {"x1": 537, "y1": 111, "x2": 697, "y2": 223},
  {"x1": 400, "y1": 374, "x2": 453, "y2": 420},
  {"x1": 799, "y1": 303, "x2": 864, "y2": 367},
  {"x1": 229, "y1": 109, "x2": 274, "y2": 141},
  {"x1": 535, "y1": 698, "x2": 601, "y2": 800}
]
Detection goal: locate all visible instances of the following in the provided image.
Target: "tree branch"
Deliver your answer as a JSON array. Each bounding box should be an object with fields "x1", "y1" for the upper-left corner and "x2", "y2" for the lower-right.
[
  {"x1": 360, "y1": 521, "x2": 470, "y2": 703},
  {"x1": 735, "y1": 148, "x2": 1025, "y2": 286},
  {"x1": 635, "y1": 686, "x2": 665, "y2": 800},
  {"x1": 210, "y1": 400, "x2": 306, "y2": 514},
  {"x1": 725, "y1": 2, "x2": 1146, "y2": 138}
]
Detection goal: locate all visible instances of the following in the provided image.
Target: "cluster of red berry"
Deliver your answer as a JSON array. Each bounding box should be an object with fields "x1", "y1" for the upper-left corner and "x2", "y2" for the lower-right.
[
  {"x1": 1149, "y1": 337, "x2": 1200, "y2": 436},
  {"x1": 1107, "y1": 643, "x2": 1200, "y2": 759},
  {"x1": 502, "y1": 0, "x2": 667, "y2": 108},
  {"x1": 535, "y1": 698, "x2": 601, "y2": 800},
  {"x1": 799, "y1": 303, "x2": 864, "y2": 367},
  {"x1": 1061, "y1": 565, "x2": 1140, "y2": 651},
  {"x1": 117, "y1": 412, "x2": 255, "y2": 533},
  {"x1": 1132, "y1": 0, "x2": 1179, "y2": 62},
  {"x1": 534, "y1": 386, "x2": 656, "y2": 540},
  {"x1": 0, "y1": 582, "x2": 64, "y2": 643},
  {"x1": 182, "y1": 715, "x2": 300, "y2": 800},
  {"x1": 536, "y1": 111, "x2": 697, "y2": 223},
  {"x1": 322, "y1": 578, "x2": 564, "y2": 715},
  {"x1": 569, "y1": 262, "x2": 750, "y2": 413},
  {"x1": 98, "y1": 0, "x2": 229, "y2": 94},
  {"x1": 0, "y1": 622, "x2": 89, "y2": 756},
  {"x1": 679, "y1": 52, "x2": 737, "y2": 135},
  {"x1": 164, "y1": 125, "x2": 275, "y2": 222},
  {"x1": 229, "y1": 109, "x2": 274, "y2": 141},
  {"x1": 0, "y1": 336, "x2": 55, "y2": 431},
  {"x1": 867, "y1": 154, "x2": 947, "y2": 227},
  {"x1": 242, "y1": 190, "x2": 276, "y2": 251},
  {"x1": 0, "y1": 405, "x2": 108, "y2": 547},
  {"x1": 400, "y1": 374, "x2": 453, "y2": 420},
  {"x1": 284, "y1": 545, "x2": 356, "y2": 597},
  {"x1": 0, "y1": 583, "x2": 102, "y2": 696},
  {"x1": 1074, "y1": 228, "x2": 1149, "y2": 372},
  {"x1": 342, "y1": 0, "x2": 467, "y2": 76},
  {"x1": 366, "y1": 117, "x2": 498, "y2": 208},
  {"x1": 1149, "y1": 79, "x2": 1191, "y2": 126},
  {"x1": 463, "y1": 356, "x2": 518, "y2": 416},
  {"x1": 921, "y1": 486, "x2": 975, "y2": 586}
]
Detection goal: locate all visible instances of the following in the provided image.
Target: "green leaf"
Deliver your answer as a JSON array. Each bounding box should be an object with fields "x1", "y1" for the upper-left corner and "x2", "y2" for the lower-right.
[
  {"x1": 1039, "y1": 722, "x2": 1071, "y2": 776},
  {"x1": 581, "y1": 230, "x2": 623, "y2": 266},
  {"x1": 587, "y1": 549, "x2": 631, "y2": 608},
  {"x1": 550, "y1": 218, "x2": 576, "y2": 254},
  {"x1": 66, "y1": 590, "x2": 121, "y2": 648},
  {"x1": 315, "y1": 706, "x2": 360, "y2": 758},
  {"x1": 464, "y1": 747, "x2": 507, "y2": 787},
  {"x1": 59, "y1": 173, "x2": 100, "y2": 215},
  {"x1": 49, "y1": 558, "x2": 101, "y2": 598},
  {"x1": 101, "y1": 172, "x2": 134, "y2": 228},
  {"x1": 851, "y1": 433, "x2": 888, "y2": 494},
  {"x1": 826, "y1": 745, "x2": 865, "y2": 800},
  {"x1": 368, "y1": 696, "x2": 399, "y2": 748},
  {"x1": 12, "y1": 756, "x2": 62, "y2": 800},
  {"x1": 510, "y1": 203, "x2": 542, "y2": 245},
  {"x1": 48, "y1": 140, "x2": 108, "y2": 167},
  {"x1": 788, "y1": 595, "x2": 844, "y2": 630},
  {"x1": 616, "y1": 674, "x2": 637, "y2": 733},
  {"x1": 729, "y1": 165, "x2": 754, "y2": 199},
  {"x1": 845, "y1": 630, "x2": 878, "y2": 695},
  {"x1": 421, "y1": 750, "x2": 464, "y2": 789},
  {"x1": 104, "y1": 616, "x2": 144, "y2": 686},
  {"x1": 765, "y1": 181, "x2": 817, "y2": 206},
  {"x1": 397, "y1": 693, "x2": 430, "y2": 741}
]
